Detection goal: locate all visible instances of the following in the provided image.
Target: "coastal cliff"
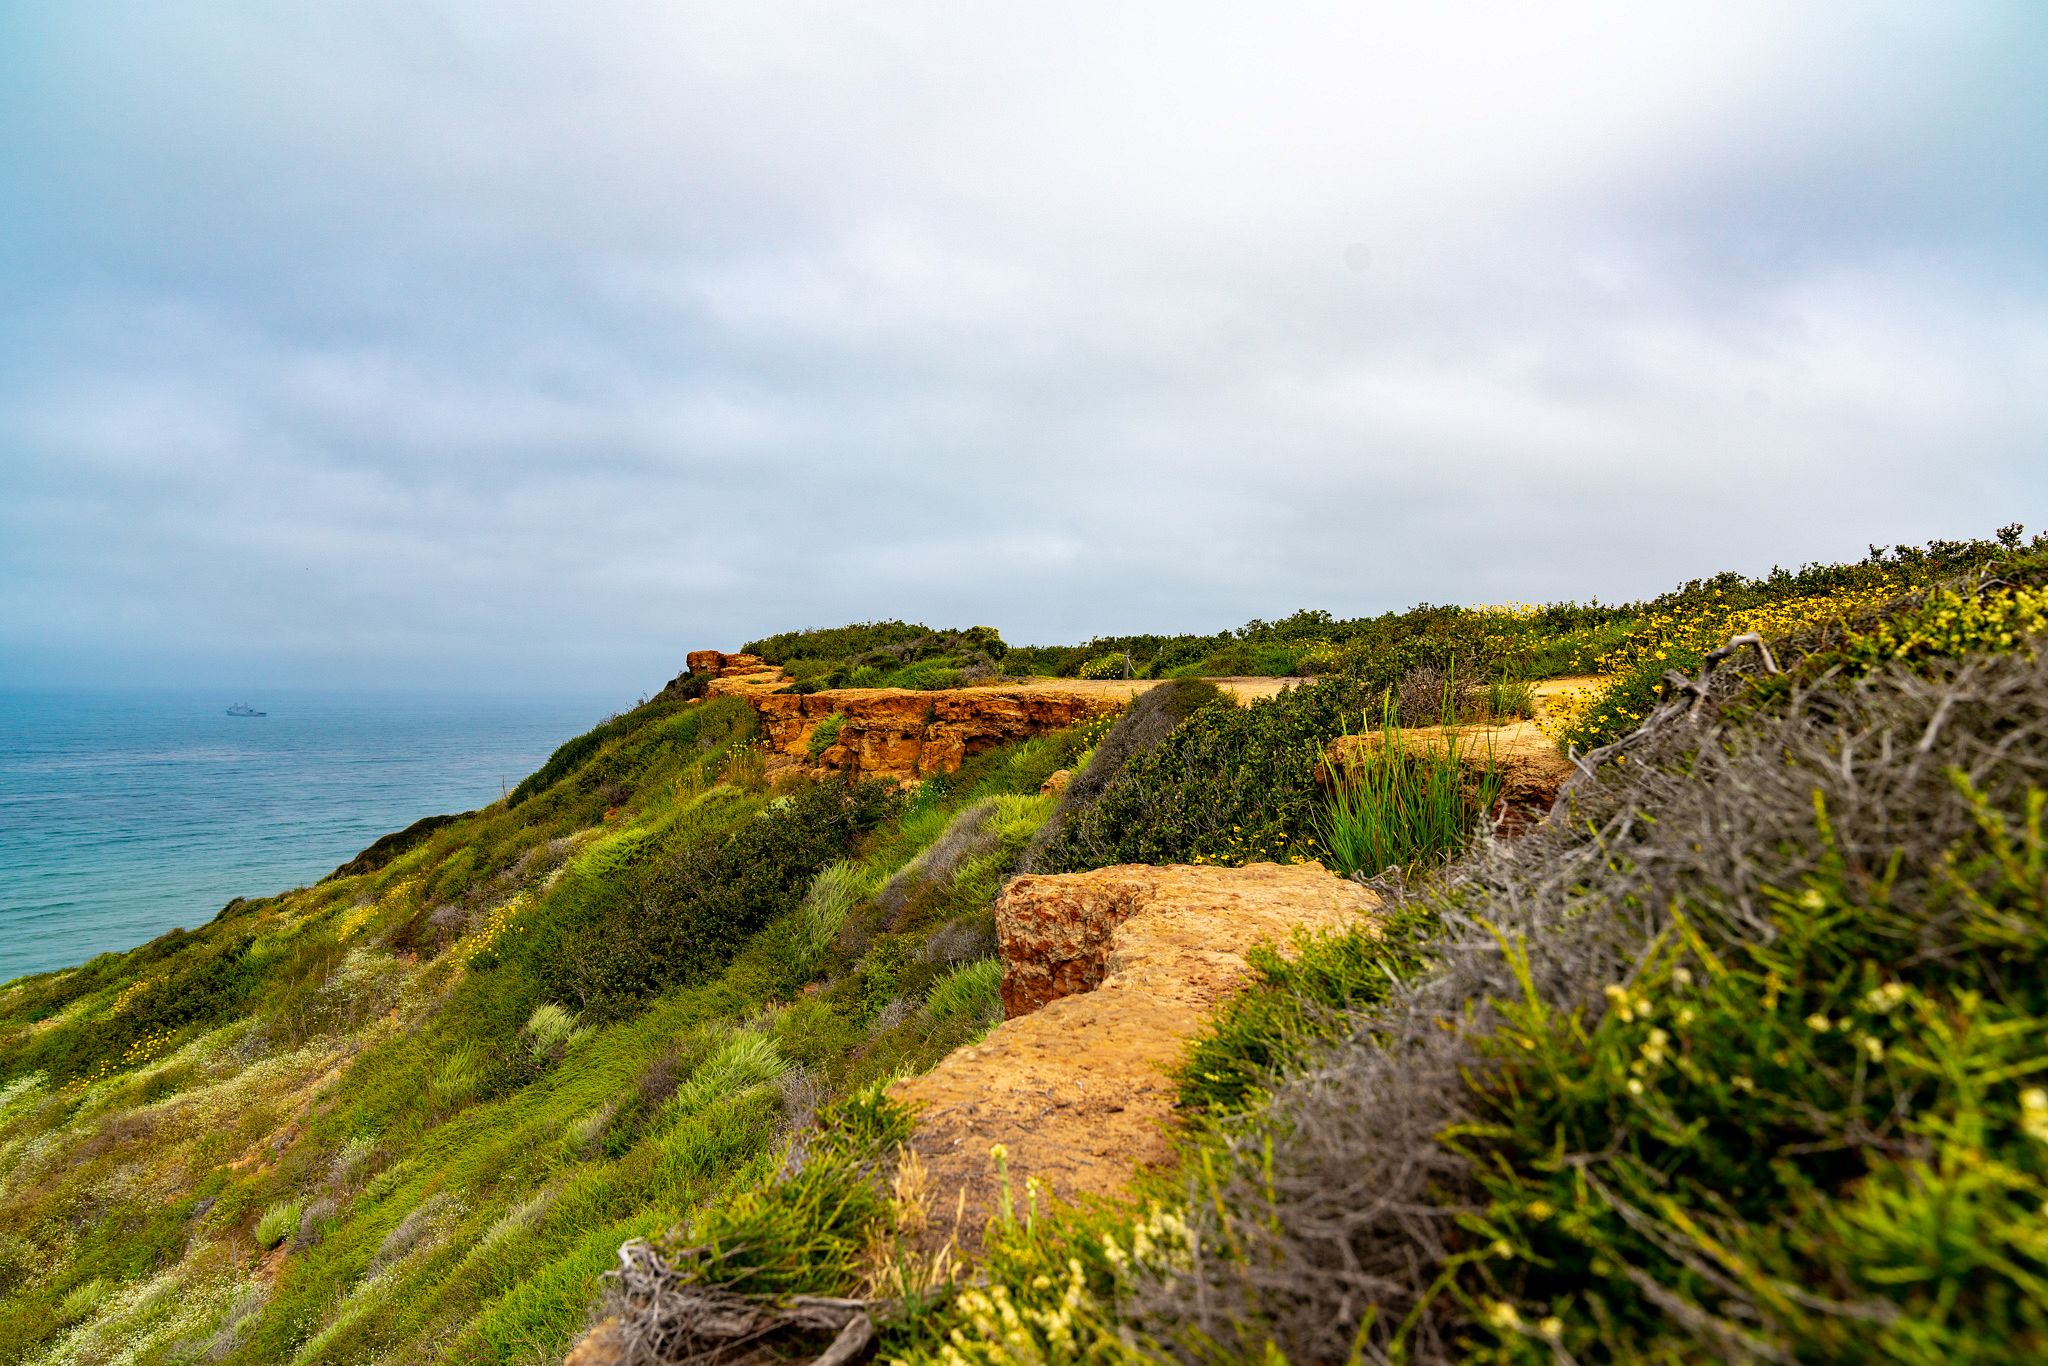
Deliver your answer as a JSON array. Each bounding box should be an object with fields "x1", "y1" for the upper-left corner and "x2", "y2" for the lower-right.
[{"x1": 4, "y1": 530, "x2": 2046, "y2": 1366}]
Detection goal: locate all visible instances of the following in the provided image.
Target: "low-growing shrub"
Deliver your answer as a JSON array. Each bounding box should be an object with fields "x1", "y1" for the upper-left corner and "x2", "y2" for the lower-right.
[
  {"x1": 1036, "y1": 676, "x2": 1371, "y2": 871},
  {"x1": 1022, "y1": 682, "x2": 1216, "y2": 871},
  {"x1": 523, "y1": 778, "x2": 898, "y2": 1018}
]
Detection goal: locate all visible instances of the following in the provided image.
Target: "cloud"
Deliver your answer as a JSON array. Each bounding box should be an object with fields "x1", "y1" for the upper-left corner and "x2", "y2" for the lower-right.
[{"x1": 2, "y1": 2, "x2": 2044, "y2": 693}]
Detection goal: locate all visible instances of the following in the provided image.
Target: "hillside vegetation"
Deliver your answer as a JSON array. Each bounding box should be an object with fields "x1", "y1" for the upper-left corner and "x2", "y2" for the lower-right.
[{"x1": 1, "y1": 527, "x2": 2044, "y2": 1365}]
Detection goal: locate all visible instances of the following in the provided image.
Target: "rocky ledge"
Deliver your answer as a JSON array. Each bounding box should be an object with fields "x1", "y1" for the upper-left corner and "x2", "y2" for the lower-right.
[
  {"x1": 890, "y1": 862, "x2": 1378, "y2": 1251},
  {"x1": 683, "y1": 649, "x2": 1122, "y2": 784}
]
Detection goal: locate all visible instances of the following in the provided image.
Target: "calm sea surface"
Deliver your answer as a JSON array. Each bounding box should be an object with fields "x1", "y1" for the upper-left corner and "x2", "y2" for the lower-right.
[{"x1": 0, "y1": 689, "x2": 619, "y2": 983}]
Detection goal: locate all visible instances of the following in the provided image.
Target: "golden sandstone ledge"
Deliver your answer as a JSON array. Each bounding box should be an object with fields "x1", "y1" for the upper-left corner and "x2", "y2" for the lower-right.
[{"x1": 889, "y1": 862, "x2": 1378, "y2": 1249}]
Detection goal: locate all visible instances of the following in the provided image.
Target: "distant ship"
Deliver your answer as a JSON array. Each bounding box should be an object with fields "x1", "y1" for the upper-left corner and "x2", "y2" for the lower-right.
[{"x1": 226, "y1": 703, "x2": 267, "y2": 717}]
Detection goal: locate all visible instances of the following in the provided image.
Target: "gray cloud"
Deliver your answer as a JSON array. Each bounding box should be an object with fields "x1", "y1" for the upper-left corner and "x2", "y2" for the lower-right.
[{"x1": 2, "y1": 2, "x2": 2045, "y2": 694}]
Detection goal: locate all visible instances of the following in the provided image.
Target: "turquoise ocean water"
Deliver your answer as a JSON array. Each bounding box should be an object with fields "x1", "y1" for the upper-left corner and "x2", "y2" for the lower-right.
[{"x1": 0, "y1": 689, "x2": 617, "y2": 983}]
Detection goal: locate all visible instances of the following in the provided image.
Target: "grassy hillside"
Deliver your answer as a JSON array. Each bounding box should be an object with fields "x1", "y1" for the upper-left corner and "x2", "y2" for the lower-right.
[{"x1": 2, "y1": 526, "x2": 2043, "y2": 1364}]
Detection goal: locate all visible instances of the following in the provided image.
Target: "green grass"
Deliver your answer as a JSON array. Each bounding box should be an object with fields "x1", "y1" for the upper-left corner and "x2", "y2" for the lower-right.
[
  {"x1": 1177, "y1": 911, "x2": 1439, "y2": 1117},
  {"x1": 1317, "y1": 703, "x2": 1503, "y2": 878},
  {"x1": 255, "y1": 1201, "x2": 300, "y2": 1249},
  {"x1": 1479, "y1": 675, "x2": 1536, "y2": 719},
  {"x1": 919, "y1": 958, "x2": 1002, "y2": 1036}
]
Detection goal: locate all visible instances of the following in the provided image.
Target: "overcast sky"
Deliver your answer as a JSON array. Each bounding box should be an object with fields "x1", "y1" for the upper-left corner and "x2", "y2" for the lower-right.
[{"x1": 2, "y1": 3, "x2": 2044, "y2": 695}]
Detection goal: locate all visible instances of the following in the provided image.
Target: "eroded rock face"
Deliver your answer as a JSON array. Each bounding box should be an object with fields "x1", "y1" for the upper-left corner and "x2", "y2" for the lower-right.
[
  {"x1": 677, "y1": 650, "x2": 1122, "y2": 783},
  {"x1": 749, "y1": 687, "x2": 1117, "y2": 784},
  {"x1": 891, "y1": 862, "x2": 1377, "y2": 1251},
  {"x1": 686, "y1": 649, "x2": 774, "y2": 678},
  {"x1": 673, "y1": 649, "x2": 1323, "y2": 787}
]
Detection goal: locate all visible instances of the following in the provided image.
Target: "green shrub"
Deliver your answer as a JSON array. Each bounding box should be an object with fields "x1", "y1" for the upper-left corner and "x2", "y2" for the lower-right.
[
  {"x1": 521, "y1": 779, "x2": 899, "y2": 1019},
  {"x1": 1036, "y1": 676, "x2": 1372, "y2": 871},
  {"x1": 1479, "y1": 675, "x2": 1536, "y2": 720},
  {"x1": 744, "y1": 621, "x2": 1005, "y2": 667},
  {"x1": 881, "y1": 660, "x2": 963, "y2": 691},
  {"x1": 1078, "y1": 652, "x2": 1127, "y2": 680},
  {"x1": 1023, "y1": 682, "x2": 1214, "y2": 871}
]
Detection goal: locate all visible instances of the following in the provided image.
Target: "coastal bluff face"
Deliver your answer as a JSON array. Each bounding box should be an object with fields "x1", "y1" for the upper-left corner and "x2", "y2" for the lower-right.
[
  {"x1": 683, "y1": 649, "x2": 1122, "y2": 784},
  {"x1": 890, "y1": 862, "x2": 1378, "y2": 1247}
]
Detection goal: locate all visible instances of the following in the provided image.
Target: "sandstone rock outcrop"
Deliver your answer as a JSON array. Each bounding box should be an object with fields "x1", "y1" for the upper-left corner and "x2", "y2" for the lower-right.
[
  {"x1": 674, "y1": 648, "x2": 1320, "y2": 786},
  {"x1": 890, "y1": 862, "x2": 1377, "y2": 1249},
  {"x1": 685, "y1": 649, "x2": 770, "y2": 677},
  {"x1": 679, "y1": 649, "x2": 1130, "y2": 784},
  {"x1": 750, "y1": 687, "x2": 1117, "y2": 784}
]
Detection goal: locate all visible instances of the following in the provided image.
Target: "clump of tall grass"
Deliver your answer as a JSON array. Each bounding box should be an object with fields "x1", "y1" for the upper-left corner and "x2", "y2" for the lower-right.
[
  {"x1": 521, "y1": 1002, "x2": 587, "y2": 1062},
  {"x1": 1478, "y1": 674, "x2": 1536, "y2": 720},
  {"x1": 255, "y1": 1201, "x2": 300, "y2": 1250},
  {"x1": 920, "y1": 958, "x2": 1003, "y2": 1037},
  {"x1": 1317, "y1": 698, "x2": 1502, "y2": 878},
  {"x1": 428, "y1": 1043, "x2": 489, "y2": 1112},
  {"x1": 787, "y1": 862, "x2": 870, "y2": 977},
  {"x1": 662, "y1": 1031, "x2": 789, "y2": 1123}
]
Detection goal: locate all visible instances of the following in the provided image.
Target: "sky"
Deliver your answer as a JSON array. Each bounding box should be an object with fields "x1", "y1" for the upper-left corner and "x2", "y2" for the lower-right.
[{"x1": 2, "y1": 2, "x2": 2044, "y2": 696}]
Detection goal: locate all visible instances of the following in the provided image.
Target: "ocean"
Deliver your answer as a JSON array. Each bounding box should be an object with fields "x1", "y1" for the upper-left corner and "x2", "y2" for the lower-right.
[{"x1": 0, "y1": 689, "x2": 620, "y2": 983}]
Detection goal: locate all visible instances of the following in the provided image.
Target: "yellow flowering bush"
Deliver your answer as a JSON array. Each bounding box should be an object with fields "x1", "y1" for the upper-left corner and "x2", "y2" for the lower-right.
[
  {"x1": 1187, "y1": 825, "x2": 1321, "y2": 868},
  {"x1": 1556, "y1": 584, "x2": 1903, "y2": 751},
  {"x1": 108, "y1": 976, "x2": 156, "y2": 1017},
  {"x1": 63, "y1": 1025, "x2": 176, "y2": 1094},
  {"x1": 1829, "y1": 582, "x2": 2048, "y2": 674},
  {"x1": 907, "y1": 1202, "x2": 1192, "y2": 1366},
  {"x1": 463, "y1": 894, "x2": 529, "y2": 966}
]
